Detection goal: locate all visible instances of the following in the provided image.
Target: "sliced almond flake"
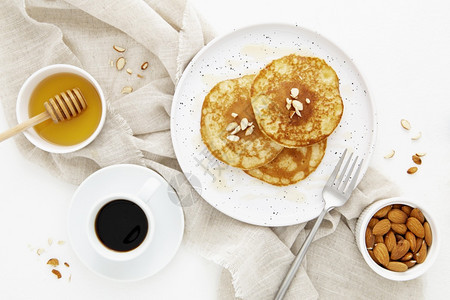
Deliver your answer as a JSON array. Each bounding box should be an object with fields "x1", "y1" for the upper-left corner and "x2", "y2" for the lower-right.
[
  {"x1": 230, "y1": 125, "x2": 241, "y2": 135},
  {"x1": 290, "y1": 88, "x2": 299, "y2": 99},
  {"x1": 226, "y1": 135, "x2": 239, "y2": 142},
  {"x1": 52, "y1": 269, "x2": 62, "y2": 279},
  {"x1": 109, "y1": 59, "x2": 114, "y2": 67},
  {"x1": 240, "y1": 118, "x2": 249, "y2": 130},
  {"x1": 294, "y1": 108, "x2": 302, "y2": 117},
  {"x1": 305, "y1": 98, "x2": 311, "y2": 104},
  {"x1": 226, "y1": 122, "x2": 238, "y2": 132},
  {"x1": 47, "y1": 258, "x2": 59, "y2": 267},
  {"x1": 126, "y1": 68, "x2": 133, "y2": 75},
  {"x1": 141, "y1": 62, "x2": 149, "y2": 70},
  {"x1": 116, "y1": 57, "x2": 126, "y2": 71},
  {"x1": 231, "y1": 112, "x2": 238, "y2": 118},
  {"x1": 416, "y1": 152, "x2": 426, "y2": 157},
  {"x1": 113, "y1": 45, "x2": 126, "y2": 53},
  {"x1": 286, "y1": 98, "x2": 292, "y2": 109},
  {"x1": 411, "y1": 131, "x2": 422, "y2": 140},
  {"x1": 245, "y1": 126, "x2": 254, "y2": 136},
  {"x1": 137, "y1": 74, "x2": 144, "y2": 79},
  {"x1": 289, "y1": 110, "x2": 295, "y2": 118},
  {"x1": 121, "y1": 86, "x2": 133, "y2": 94},
  {"x1": 292, "y1": 100, "x2": 303, "y2": 111},
  {"x1": 401, "y1": 119, "x2": 411, "y2": 130},
  {"x1": 384, "y1": 150, "x2": 395, "y2": 159},
  {"x1": 247, "y1": 122, "x2": 253, "y2": 126}
]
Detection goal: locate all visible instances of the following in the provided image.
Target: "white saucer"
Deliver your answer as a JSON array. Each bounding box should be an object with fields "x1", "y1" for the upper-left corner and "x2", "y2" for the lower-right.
[{"x1": 68, "y1": 164, "x2": 184, "y2": 281}]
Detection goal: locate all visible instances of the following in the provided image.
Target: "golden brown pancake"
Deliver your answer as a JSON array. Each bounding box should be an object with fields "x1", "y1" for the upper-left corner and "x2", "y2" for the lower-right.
[
  {"x1": 251, "y1": 54, "x2": 343, "y2": 148},
  {"x1": 200, "y1": 75, "x2": 283, "y2": 170},
  {"x1": 244, "y1": 139, "x2": 327, "y2": 186}
]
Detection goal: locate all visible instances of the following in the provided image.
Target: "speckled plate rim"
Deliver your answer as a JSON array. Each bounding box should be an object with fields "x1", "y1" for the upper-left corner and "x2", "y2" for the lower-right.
[{"x1": 171, "y1": 23, "x2": 377, "y2": 227}]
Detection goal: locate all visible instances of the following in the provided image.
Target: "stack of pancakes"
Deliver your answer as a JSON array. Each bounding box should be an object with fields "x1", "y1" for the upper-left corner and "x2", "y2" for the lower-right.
[{"x1": 200, "y1": 54, "x2": 343, "y2": 186}]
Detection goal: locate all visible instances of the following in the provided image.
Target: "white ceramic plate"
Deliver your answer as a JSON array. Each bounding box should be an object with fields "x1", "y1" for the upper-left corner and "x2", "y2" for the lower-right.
[
  {"x1": 68, "y1": 164, "x2": 184, "y2": 281},
  {"x1": 171, "y1": 23, "x2": 376, "y2": 227}
]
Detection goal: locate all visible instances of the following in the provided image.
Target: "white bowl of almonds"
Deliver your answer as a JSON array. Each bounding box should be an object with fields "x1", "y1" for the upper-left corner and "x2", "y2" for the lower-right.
[{"x1": 356, "y1": 197, "x2": 439, "y2": 281}]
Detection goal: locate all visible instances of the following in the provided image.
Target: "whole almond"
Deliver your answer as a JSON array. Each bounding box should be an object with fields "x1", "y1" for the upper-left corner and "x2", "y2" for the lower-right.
[
  {"x1": 391, "y1": 239, "x2": 410, "y2": 260},
  {"x1": 414, "y1": 240, "x2": 427, "y2": 264},
  {"x1": 407, "y1": 167, "x2": 418, "y2": 174},
  {"x1": 384, "y1": 230, "x2": 396, "y2": 252},
  {"x1": 410, "y1": 208, "x2": 425, "y2": 223},
  {"x1": 414, "y1": 238, "x2": 423, "y2": 253},
  {"x1": 375, "y1": 235, "x2": 384, "y2": 243},
  {"x1": 407, "y1": 217, "x2": 425, "y2": 238},
  {"x1": 404, "y1": 260, "x2": 417, "y2": 268},
  {"x1": 401, "y1": 252, "x2": 413, "y2": 262},
  {"x1": 368, "y1": 250, "x2": 379, "y2": 265},
  {"x1": 393, "y1": 204, "x2": 402, "y2": 209},
  {"x1": 365, "y1": 227, "x2": 375, "y2": 249},
  {"x1": 372, "y1": 219, "x2": 391, "y2": 236},
  {"x1": 412, "y1": 154, "x2": 422, "y2": 165},
  {"x1": 368, "y1": 218, "x2": 379, "y2": 229},
  {"x1": 387, "y1": 261, "x2": 408, "y2": 272},
  {"x1": 401, "y1": 205, "x2": 412, "y2": 216},
  {"x1": 387, "y1": 209, "x2": 408, "y2": 224},
  {"x1": 374, "y1": 205, "x2": 392, "y2": 218},
  {"x1": 373, "y1": 243, "x2": 390, "y2": 267},
  {"x1": 391, "y1": 223, "x2": 408, "y2": 235},
  {"x1": 424, "y1": 222, "x2": 432, "y2": 246},
  {"x1": 395, "y1": 234, "x2": 405, "y2": 241},
  {"x1": 405, "y1": 231, "x2": 417, "y2": 252}
]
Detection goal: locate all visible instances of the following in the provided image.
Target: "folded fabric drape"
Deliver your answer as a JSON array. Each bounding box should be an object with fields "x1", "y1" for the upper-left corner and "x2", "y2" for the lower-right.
[{"x1": 0, "y1": 1, "x2": 424, "y2": 299}]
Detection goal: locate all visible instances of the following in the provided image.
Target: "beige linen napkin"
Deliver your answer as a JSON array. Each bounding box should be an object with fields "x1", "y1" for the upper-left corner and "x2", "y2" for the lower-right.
[{"x1": 0, "y1": 1, "x2": 424, "y2": 299}]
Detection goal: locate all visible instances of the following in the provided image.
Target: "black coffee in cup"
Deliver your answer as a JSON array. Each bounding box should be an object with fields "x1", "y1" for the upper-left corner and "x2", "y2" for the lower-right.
[{"x1": 95, "y1": 199, "x2": 148, "y2": 252}]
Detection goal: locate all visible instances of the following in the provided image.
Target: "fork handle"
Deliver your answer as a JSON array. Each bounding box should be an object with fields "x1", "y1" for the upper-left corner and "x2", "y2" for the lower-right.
[{"x1": 274, "y1": 207, "x2": 329, "y2": 300}]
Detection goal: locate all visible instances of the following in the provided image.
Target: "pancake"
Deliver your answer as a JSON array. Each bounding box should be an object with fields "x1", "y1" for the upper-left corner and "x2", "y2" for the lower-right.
[
  {"x1": 200, "y1": 75, "x2": 284, "y2": 170},
  {"x1": 244, "y1": 139, "x2": 327, "y2": 186},
  {"x1": 251, "y1": 54, "x2": 343, "y2": 148}
]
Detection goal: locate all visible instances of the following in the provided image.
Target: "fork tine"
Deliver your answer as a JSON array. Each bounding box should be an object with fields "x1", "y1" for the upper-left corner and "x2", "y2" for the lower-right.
[
  {"x1": 336, "y1": 152, "x2": 353, "y2": 189},
  {"x1": 339, "y1": 155, "x2": 358, "y2": 192},
  {"x1": 326, "y1": 149, "x2": 347, "y2": 187},
  {"x1": 344, "y1": 158, "x2": 364, "y2": 196}
]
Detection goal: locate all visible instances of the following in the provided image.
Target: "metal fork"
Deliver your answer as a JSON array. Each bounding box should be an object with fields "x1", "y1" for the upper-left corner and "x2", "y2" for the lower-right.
[{"x1": 274, "y1": 149, "x2": 363, "y2": 300}]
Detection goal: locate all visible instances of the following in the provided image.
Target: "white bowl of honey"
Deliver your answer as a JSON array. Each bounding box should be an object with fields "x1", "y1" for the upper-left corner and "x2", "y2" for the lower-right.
[{"x1": 16, "y1": 64, "x2": 106, "y2": 153}]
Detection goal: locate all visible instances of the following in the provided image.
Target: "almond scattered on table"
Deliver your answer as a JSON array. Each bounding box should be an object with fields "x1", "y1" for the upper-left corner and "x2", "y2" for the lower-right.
[
  {"x1": 121, "y1": 86, "x2": 133, "y2": 94},
  {"x1": 47, "y1": 258, "x2": 59, "y2": 267},
  {"x1": 401, "y1": 119, "x2": 411, "y2": 130},
  {"x1": 365, "y1": 204, "x2": 432, "y2": 272},
  {"x1": 116, "y1": 57, "x2": 126, "y2": 71},
  {"x1": 52, "y1": 269, "x2": 62, "y2": 279},
  {"x1": 113, "y1": 45, "x2": 126, "y2": 53},
  {"x1": 384, "y1": 150, "x2": 395, "y2": 159},
  {"x1": 407, "y1": 166, "x2": 418, "y2": 174},
  {"x1": 141, "y1": 61, "x2": 149, "y2": 70}
]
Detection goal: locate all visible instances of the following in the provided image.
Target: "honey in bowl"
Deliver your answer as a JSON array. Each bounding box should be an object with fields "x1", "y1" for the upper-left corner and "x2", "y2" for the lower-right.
[{"x1": 28, "y1": 72, "x2": 102, "y2": 146}]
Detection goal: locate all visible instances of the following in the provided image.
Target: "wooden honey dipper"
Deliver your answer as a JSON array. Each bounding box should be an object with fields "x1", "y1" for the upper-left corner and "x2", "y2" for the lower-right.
[{"x1": 0, "y1": 88, "x2": 87, "y2": 143}]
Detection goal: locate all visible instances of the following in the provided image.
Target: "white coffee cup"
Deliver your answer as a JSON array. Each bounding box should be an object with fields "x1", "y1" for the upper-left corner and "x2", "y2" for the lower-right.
[{"x1": 87, "y1": 177, "x2": 161, "y2": 261}]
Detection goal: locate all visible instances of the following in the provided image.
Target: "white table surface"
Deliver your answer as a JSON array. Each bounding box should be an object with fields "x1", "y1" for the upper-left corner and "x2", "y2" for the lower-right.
[{"x1": 1, "y1": 0, "x2": 449, "y2": 299}]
